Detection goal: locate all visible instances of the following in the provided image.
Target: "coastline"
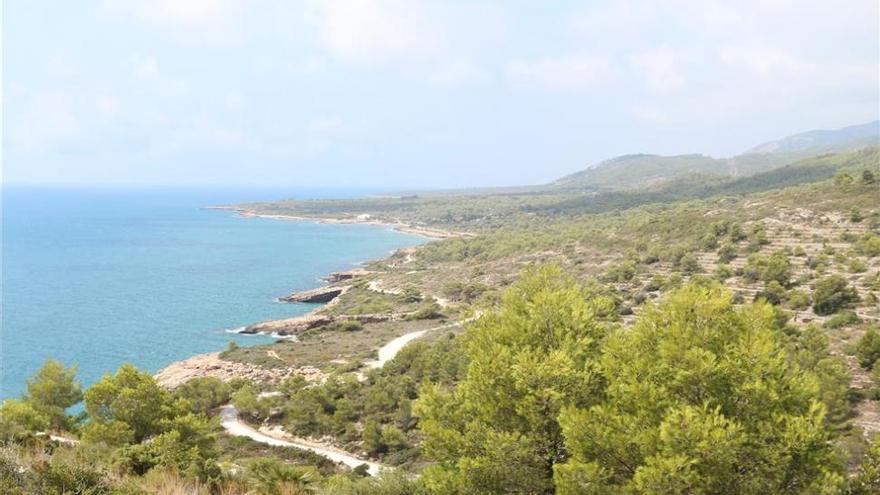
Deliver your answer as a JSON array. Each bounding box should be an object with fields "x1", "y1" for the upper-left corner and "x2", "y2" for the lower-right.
[
  {"x1": 205, "y1": 205, "x2": 473, "y2": 239},
  {"x1": 157, "y1": 204, "x2": 457, "y2": 386}
]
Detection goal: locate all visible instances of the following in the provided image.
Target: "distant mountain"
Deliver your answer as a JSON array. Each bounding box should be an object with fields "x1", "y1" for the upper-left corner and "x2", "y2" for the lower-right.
[
  {"x1": 551, "y1": 121, "x2": 879, "y2": 192},
  {"x1": 746, "y1": 120, "x2": 879, "y2": 154},
  {"x1": 552, "y1": 153, "x2": 728, "y2": 191}
]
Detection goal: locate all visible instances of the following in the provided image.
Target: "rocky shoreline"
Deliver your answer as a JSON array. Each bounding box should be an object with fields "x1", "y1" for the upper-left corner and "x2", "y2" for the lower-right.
[
  {"x1": 154, "y1": 352, "x2": 324, "y2": 389},
  {"x1": 154, "y1": 210, "x2": 448, "y2": 388}
]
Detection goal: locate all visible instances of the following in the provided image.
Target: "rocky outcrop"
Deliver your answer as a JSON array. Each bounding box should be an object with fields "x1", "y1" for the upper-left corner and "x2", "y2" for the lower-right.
[
  {"x1": 154, "y1": 352, "x2": 324, "y2": 389},
  {"x1": 279, "y1": 286, "x2": 347, "y2": 303},
  {"x1": 242, "y1": 313, "x2": 335, "y2": 335},
  {"x1": 242, "y1": 312, "x2": 398, "y2": 336},
  {"x1": 323, "y1": 269, "x2": 371, "y2": 283}
]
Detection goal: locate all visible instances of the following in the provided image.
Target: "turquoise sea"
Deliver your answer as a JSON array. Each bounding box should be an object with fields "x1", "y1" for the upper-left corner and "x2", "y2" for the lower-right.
[{"x1": 1, "y1": 187, "x2": 424, "y2": 399}]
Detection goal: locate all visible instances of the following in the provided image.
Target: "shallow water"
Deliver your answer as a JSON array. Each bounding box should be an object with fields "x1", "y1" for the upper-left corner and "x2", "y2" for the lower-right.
[{"x1": 0, "y1": 187, "x2": 423, "y2": 398}]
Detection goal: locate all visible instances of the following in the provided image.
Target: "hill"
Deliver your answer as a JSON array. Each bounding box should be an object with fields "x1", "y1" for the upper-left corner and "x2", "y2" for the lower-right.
[
  {"x1": 747, "y1": 120, "x2": 879, "y2": 154},
  {"x1": 552, "y1": 153, "x2": 726, "y2": 191},
  {"x1": 548, "y1": 121, "x2": 878, "y2": 192}
]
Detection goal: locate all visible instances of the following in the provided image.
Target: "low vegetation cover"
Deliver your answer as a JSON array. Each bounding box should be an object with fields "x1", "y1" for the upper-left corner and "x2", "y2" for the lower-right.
[
  {"x1": 2, "y1": 269, "x2": 879, "y2": 493},
  {"x1": 2, "y1": 146, "x2": 878, "y2": 493}
]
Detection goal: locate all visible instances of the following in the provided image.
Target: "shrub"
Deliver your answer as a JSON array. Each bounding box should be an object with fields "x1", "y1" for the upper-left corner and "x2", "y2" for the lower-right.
[
  {"x1": 644, "y1": 275, "x2": 664, "y2": 292},
  {"x1": 756, "y1": 281, "x2": 786, "y2": 305},
  {"x1": 717, "y1": 243, "x2": 737, "y2": 263},
  {"x1": 850, "y1": 207, "x2": 864, "y2": 223},
  {"x1": 715, "y1": 264, "x2": 734, "y2": 281},
  {"x1": 326, "y1": 320, "x2": 364, "y2": 332},
  {"x1": 174, "y1": 377, "x2": 231, "y2": 415},
  {"x1": 849, "y1": 258, "x2": 868, "y2": 273},
  {"x1": 812, "y1": 275, "x2": 859, "y2": 315},
  {"x1": 787, "y1": 290, "x2": 811, "y2": 310},
  {"x1": 855, "y1": 234, "x2": 880, "y2": 257},
  {"x1": 398, "y1": 287, "x2": 422, "y2": 303},
  {"x1": 823, "y1": 311, "x2": 860, "y2": 330},
  {"x1": 744, "y1": 251, "x2": 792, "y2": 286},
  {"x1": 729, "y1": 223, "x2": 746, "y2": 242},
  {"x1": 603, "y1": 261, "x2": 637, "y2": 282},
  {"x1": 442, "y1": 281, "x2": 488, "y2": 303},
  {"x1": 677, "y1": 253, "x2": 701, "y2": 274},
  {"x1": 404, "y1": 303, "x2": 444, "y2": 321},
  {"x1": 856, "y1": 328, "x2": 880, "y2": 370}
]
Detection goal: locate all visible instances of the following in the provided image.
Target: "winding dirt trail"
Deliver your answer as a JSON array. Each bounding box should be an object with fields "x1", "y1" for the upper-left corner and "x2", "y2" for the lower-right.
[
  {"x1": 219, "y1": 405, "x2": 381, "y2": 475},
  {"x1": 220, "y1": 312, "x2": 480, "y2": 474}
]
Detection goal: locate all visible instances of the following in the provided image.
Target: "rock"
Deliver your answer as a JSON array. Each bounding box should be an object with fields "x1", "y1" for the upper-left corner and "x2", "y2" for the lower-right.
[
  {"x1": 242, "y1": 312, "x2": 399, "y2": 336},
  {"x1": 154, "y1": 353, "x2": 325, "y2": 389},
  {"x1": 323, "y1": 269, "x2": 371, "y2": 283},
  {"x1": 242, "y1": 314, "x2": 335, "y2": 335},
  {"x1": 279, "y1": 286, "x2": 347, "y2": 303}
]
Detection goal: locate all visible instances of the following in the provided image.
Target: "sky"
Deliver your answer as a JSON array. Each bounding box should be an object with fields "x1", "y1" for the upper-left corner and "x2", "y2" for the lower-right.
[{"x1": 3, "y1": 0, "x2": 879, "y2": 189}]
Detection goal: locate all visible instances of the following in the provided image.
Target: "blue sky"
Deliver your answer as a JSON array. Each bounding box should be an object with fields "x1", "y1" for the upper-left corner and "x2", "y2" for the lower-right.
[{"x1": 4, "y1": 1, "x2": 878, "y2": 188}]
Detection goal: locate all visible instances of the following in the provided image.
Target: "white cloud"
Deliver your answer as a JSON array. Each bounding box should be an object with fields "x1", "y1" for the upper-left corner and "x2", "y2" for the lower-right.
[
  {"x1": 224, "y1": 90, "x2": 246, "y2": 111},
  {"x1": 631, "y1": 104, "x2": 669, "y2": 124},
  {"x1": 424, "y1": 59, "x2": 491, "y2": 87},
  {"x1": 507, "y1": 54, "x2": 616, "y2": 91},
  {"x1": 316, "y1": 0, "x2": 441, "y2": 65},
  {"x1": 130, "y1": 54, "x2": 160, "y2": 79},
  {"x1": 629, "y1": 46, "x2": 685, "y2": 93},
  {"x1": 559, "y1": 0, "x2": 878, "y2": 126},
  {"x1": 8, "y1": 89, "x2": 81, "y2": 153},
  {"x1": 304, "y1": 117, "x2": 345, "y2": 156},
  {"x1": 100, "y1": 0, "x2": 248, "y2": 40},
  {"x1": 96, "y1": 95, "x2": 118, "y2": 116},
  {"x1": 46, "y1": 55, "x2": 76, "y2": 78},
  {"x1": 308, "y1": 117, "x2": 344, "y2": 134},
  {"x1": 156, "y1": 118, "x2": 248, "y2": 155},
  {"x1": 312, "y1": 0, "x2": 503, "y2": 87},
  {"x1": 128, "y1": 54, "x2": 189, "y2": 95}
]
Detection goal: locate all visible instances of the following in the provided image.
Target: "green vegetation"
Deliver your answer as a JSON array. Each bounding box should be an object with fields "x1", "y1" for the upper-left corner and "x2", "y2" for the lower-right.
[
  {"x1": 413, "y1": 271, "x2": 849, "y2": 494},
  {"x1": 3, "y1": 141, "x2": 878, "y2": 492},
  {"x1": 260, "y1": 333, "x2": 465, "y2": 467},
  {"x1": 813, "y1": 275, "x2": 860, "y2": 316},
  {"x1": 0, "y1": 361, "x2": 398, "y2": 494},
  {"x1": 416, "y1": 266, "x2": 610, "y2": 493},
  {"x1": 857, "y1": 328, "x2": 880, "y2": 370}
]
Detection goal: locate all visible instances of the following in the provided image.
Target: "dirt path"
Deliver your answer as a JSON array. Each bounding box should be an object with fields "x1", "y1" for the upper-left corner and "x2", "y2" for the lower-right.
[
  {"x1": 220, "y1": 312, "x2": 480, "y2": 474},
  {"x1": 219, "y1": 405, "x2": 381, "y2": 475},
  {"x1": 363, "y1": 318, "x2": 471, "y2": 370}
]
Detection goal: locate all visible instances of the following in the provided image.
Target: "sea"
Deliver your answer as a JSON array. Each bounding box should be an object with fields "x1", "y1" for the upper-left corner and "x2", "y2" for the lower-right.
[{"x1": 0, "y1": 187, "x2": 425, "y2": 399}]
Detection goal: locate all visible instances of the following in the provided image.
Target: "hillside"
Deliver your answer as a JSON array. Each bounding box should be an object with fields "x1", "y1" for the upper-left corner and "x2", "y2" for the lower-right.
[
  {"x1": 748, "y1": 120, "x2": 880, "y2": 154},
  {"x1": 547, "y1": 121, "x2": 879, "y2": 192},
  {"x1": 211, "y1": 146, "x2": 880, "y2": 485},
  {"x1": 552, "y1": 153, "x2": 726, "y2": 191},
  {"x1": 3, "y1": 144, "x2": 878, "y2": 494}
]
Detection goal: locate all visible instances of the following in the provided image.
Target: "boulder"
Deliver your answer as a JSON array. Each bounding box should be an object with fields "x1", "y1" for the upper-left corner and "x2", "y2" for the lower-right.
[{"x1": 279, "y1": 286, "x2": 346, "y2": 303}]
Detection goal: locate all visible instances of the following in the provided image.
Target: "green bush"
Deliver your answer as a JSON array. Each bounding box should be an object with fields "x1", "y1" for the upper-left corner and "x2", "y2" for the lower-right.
[
  {"x1": 404, "y1": 303, "x2": 444, "y2": 321},
  {"x1": 326, "y1": 320, "x2": 364, "y2": 332},
  {"x1": 715, "y1": 264, "x2": 734, "y2": 281},
  {"x1": 855, "y1": 234, "x2": 880, "y2": 257},
  {"x1": 174, "y1": 377, "x2": 231, "y2": 415},
  {"x1": 812, "y1": 275, "x2": 859, "y2": 315},
  {"x1": 677, "y1": 253, "x2": 701, "y2": 274},
  {"x1": 756, "y1": 280, "x2": 786, "y2": 305},
  {"x1": 787, "y1": 290, "x2": 811, "y2": 310},
  {"x1": 717, "y1": 242, "x2": 738, "y2": 263},
  {"x1": 823, "y1": 310, "x2": 860, "y2": 329},
  {"x1": 856, "y1": 328, "x2": 880, "y2": 370}
]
